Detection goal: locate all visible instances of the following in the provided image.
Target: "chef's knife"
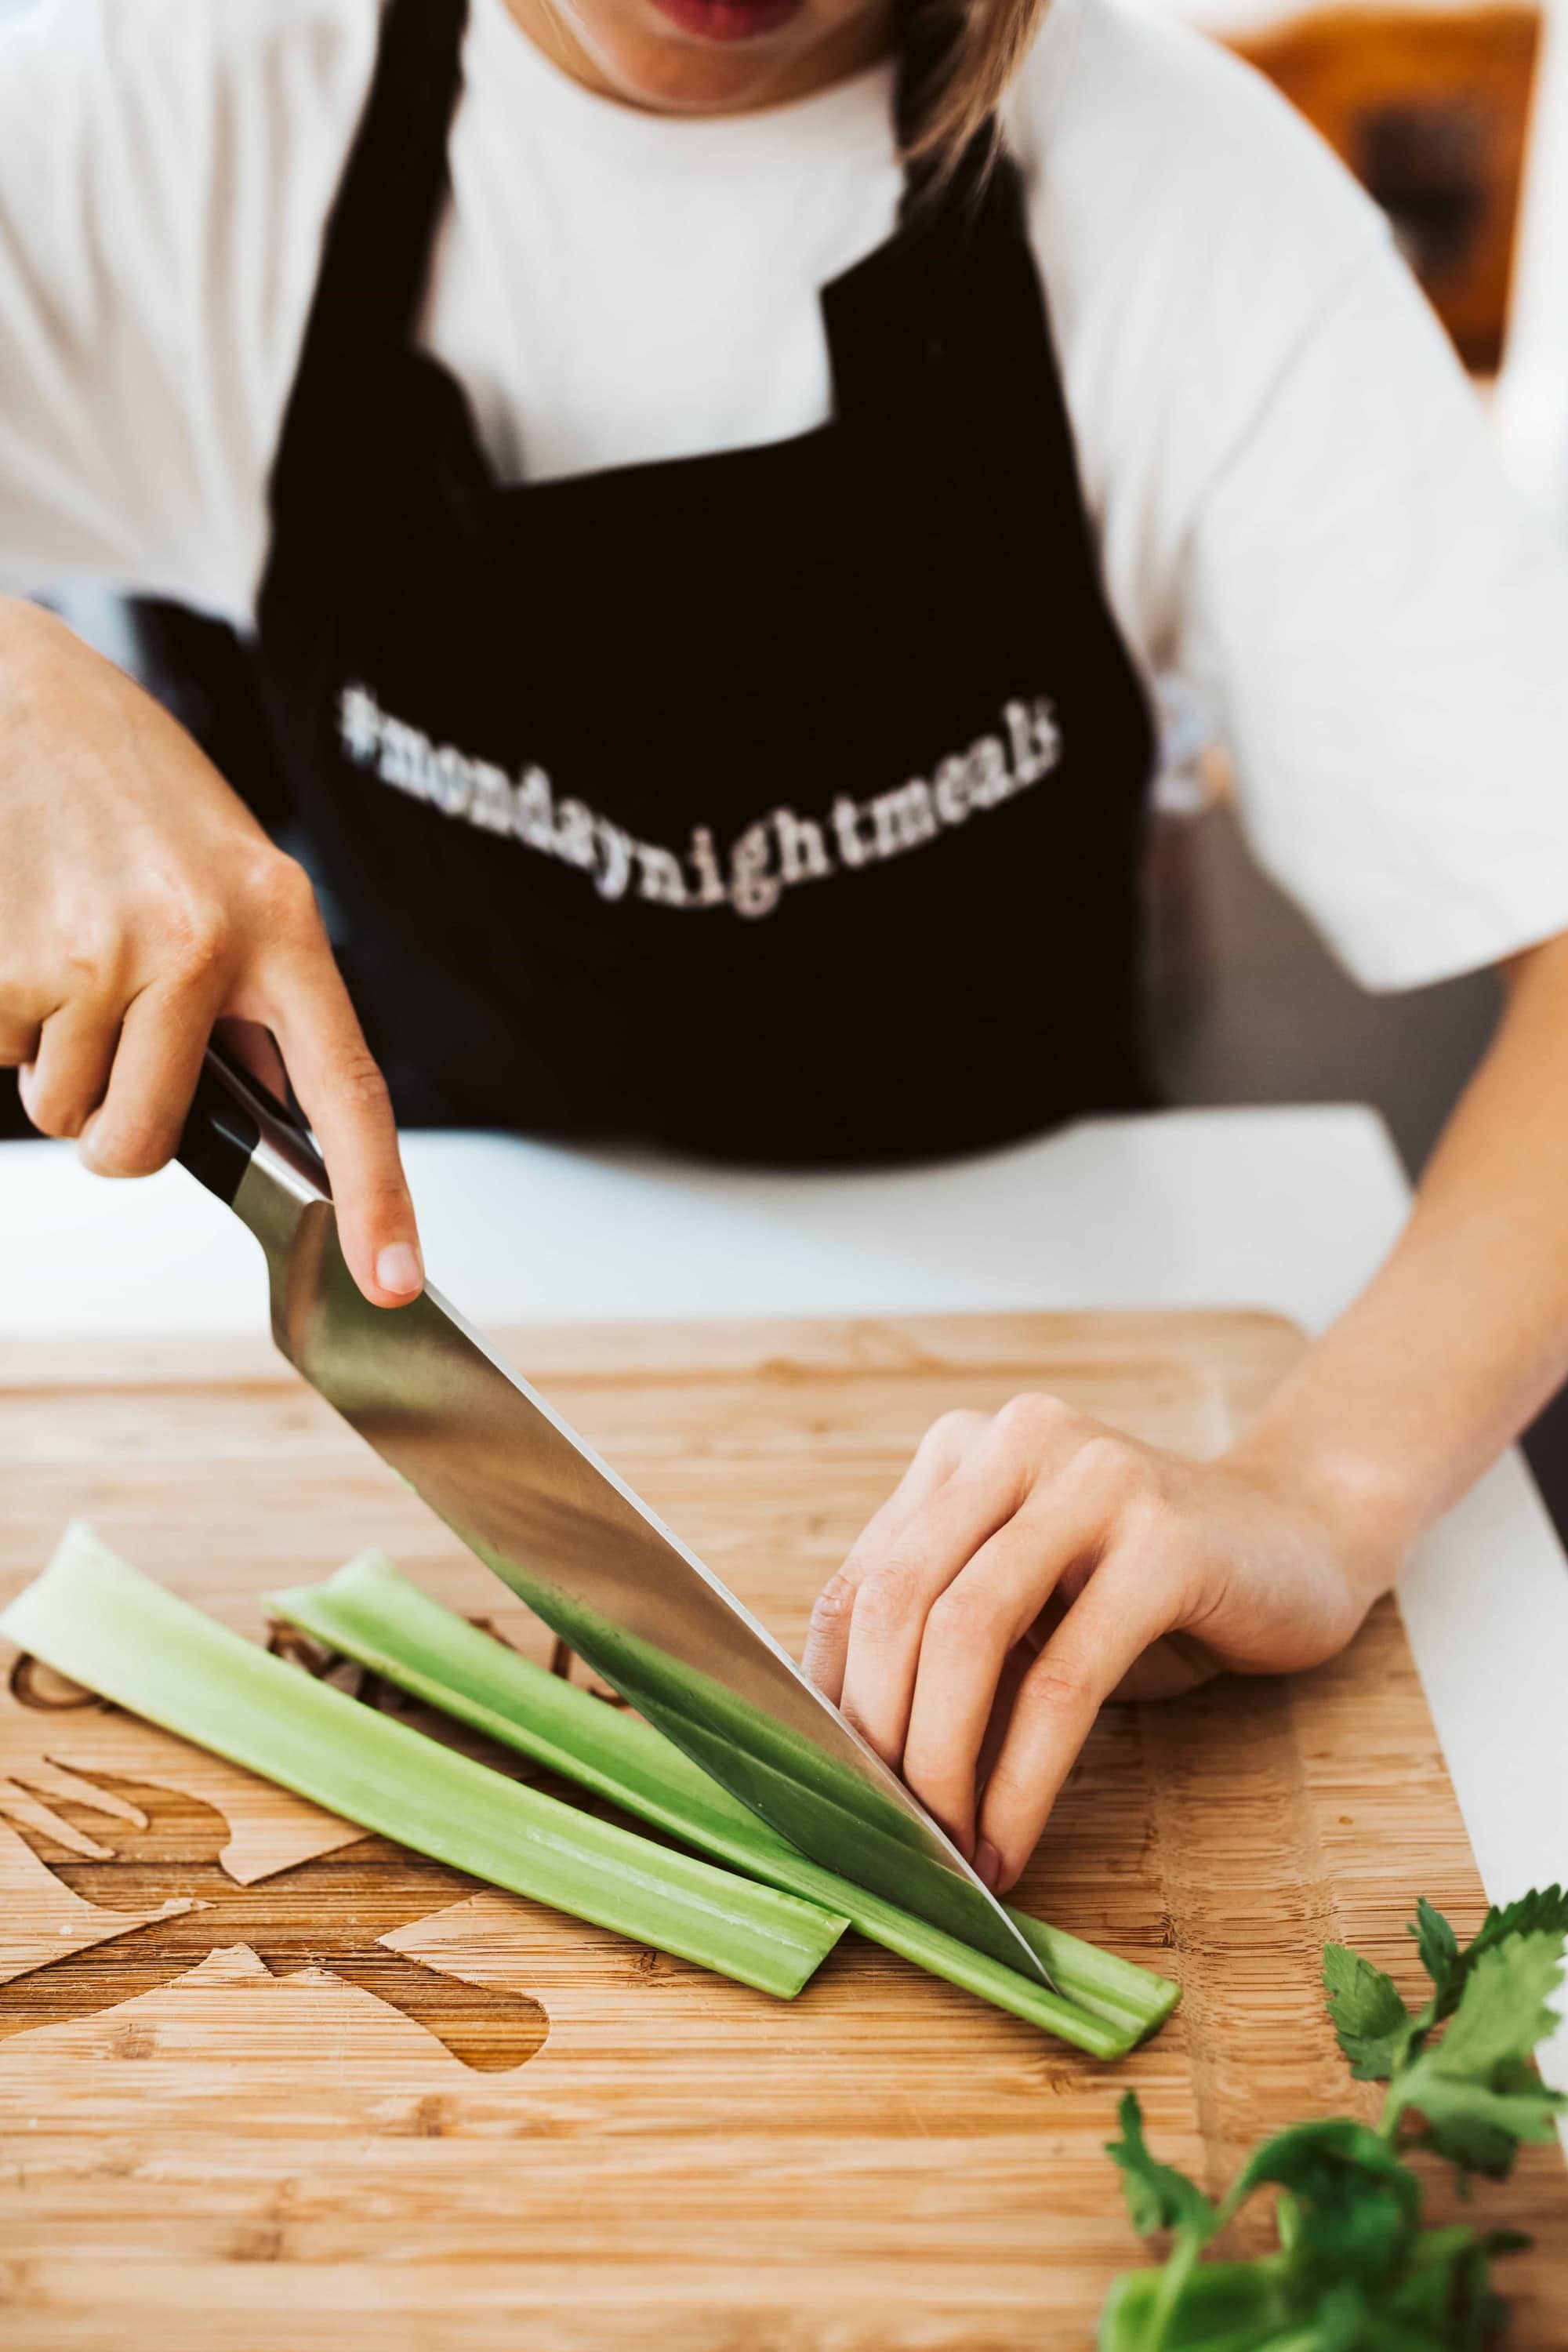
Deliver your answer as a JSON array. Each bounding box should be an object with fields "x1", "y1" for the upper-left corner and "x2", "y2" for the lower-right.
[{"x1": 176, "y1": 1047, "x2": 1054, "y2": 1989}]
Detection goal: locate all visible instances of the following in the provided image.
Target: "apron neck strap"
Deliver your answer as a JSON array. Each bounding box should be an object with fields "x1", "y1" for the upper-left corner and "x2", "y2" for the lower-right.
[{"x1": 307, "y1": 0, "x2": 470, "y2": 371}]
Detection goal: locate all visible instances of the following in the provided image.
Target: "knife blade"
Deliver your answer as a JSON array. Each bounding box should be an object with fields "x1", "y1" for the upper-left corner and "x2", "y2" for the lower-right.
[{"x1": 176, "y1": 1048, "x2": 1054, "y2": 1989}]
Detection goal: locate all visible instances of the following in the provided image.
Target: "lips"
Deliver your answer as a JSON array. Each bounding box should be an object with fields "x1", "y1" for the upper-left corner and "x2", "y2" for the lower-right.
[{"x1": 645, "y1": 0, "x2": 807, "y2": 39}]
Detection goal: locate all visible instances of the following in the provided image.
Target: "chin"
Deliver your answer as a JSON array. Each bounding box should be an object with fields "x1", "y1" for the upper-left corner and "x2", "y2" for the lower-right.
[
  {"x1": 597, "y1": 37, "x2": 788, "y2": 108},
  {"x1": 564, "y1": 0, "x2": 837, "y2": 111}
]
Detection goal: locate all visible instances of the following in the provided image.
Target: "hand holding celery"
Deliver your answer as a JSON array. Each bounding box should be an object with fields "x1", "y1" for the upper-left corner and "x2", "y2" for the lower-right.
[{"x1": 1098, "y1": 1889, "x2": 1568, "y2": 2351}]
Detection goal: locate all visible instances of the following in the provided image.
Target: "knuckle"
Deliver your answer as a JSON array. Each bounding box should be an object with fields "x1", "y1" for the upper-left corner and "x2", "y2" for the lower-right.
[
  {"x1": 331, "y1": 1048, "x2": 394, "y2": 1123},
  {"x1": 250, "y1": 853, "x2": 321, "y2": 940},
  {"x1": 20, "y1": 1074, "x2": 85, "y2": 1140},
  {"x1": 808, "y1": 1570, "x2": 858, "y2": 1632},
  {"x1": 1022, "y1": 1660, "x2": 1095, "y2": 1718},
  {"x1": 1076, "y1": 1432, "x2": 1147, "y2": 1495},
  {"x1": 80, "y1": 1117, "x2": 172, "y2": 1179},
  {"x1": 155, "y1": 890, "x2": 230, "y2": 984},
  {"x1": 1128, "y1": 1502, "x2": 1202, "y2": 1589},
  {"x1": 995, "y1": 1392, "x2": 1076, "y2": 1450},
  {"x1": 926, "y1": 1578, "x2": 1001, "y2": 1646},
  {"x1": 923, "y1": 1407, "x2": 985, "y2": 1457},
  {"x1": 169, "y1": 898, "x2": 230, "y2": 974},
  {"x1": 60, "y1": 920, "x2": 125, "y2": 993},
  {"x1": 851, "y1": 1556, "x2": 929, "y2": 1635}
]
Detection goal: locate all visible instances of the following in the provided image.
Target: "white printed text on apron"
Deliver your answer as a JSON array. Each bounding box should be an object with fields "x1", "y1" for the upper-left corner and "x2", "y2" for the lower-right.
[{"x1": 336, "y1": 683, "x2": 1064, "y2": 920}]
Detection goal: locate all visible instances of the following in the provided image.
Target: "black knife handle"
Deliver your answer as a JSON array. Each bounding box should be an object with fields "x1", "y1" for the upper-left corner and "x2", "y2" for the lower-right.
[{"x1": 176, "y1": 1044, "x2": 327, "y2": 1208}]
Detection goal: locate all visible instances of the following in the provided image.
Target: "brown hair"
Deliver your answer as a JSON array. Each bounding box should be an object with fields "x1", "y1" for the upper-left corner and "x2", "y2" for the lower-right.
[{"x1": 902, "y1": 0, "x2": 1048, "y2": 178}]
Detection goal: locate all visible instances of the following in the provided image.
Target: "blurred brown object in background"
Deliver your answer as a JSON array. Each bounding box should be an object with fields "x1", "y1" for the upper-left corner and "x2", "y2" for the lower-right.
[{"x1": 1232, "y1": 4, "x2": 1541, "y2": 371}]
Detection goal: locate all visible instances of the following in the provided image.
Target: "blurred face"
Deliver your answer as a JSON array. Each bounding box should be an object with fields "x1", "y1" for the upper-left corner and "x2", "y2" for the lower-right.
[{"x1": 505, "y1": 0, "x2": 895, "y2": 114}]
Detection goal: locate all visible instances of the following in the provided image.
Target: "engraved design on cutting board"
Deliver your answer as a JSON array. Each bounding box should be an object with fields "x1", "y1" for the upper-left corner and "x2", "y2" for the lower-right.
[{"x1": 0, "y1": 1766, "x2": 550, "y2": 2073}]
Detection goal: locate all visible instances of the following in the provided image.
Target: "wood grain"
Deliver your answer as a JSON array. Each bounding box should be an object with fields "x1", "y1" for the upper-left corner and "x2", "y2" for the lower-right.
[{"x1": 0, "y1": 1309, "x2": 1561, "y2": 2350}]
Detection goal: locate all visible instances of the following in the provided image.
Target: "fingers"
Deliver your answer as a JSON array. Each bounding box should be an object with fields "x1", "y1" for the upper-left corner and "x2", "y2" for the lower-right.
[
  {"x1": 834, "y1": 1465, "x2": 1022, "y2": 1769},
  {"x1": 16, "y1": 837, "x2": 420, "y2": 1311},
  {"x1": 829, "y1": 1396, "x2": 1090, "y2": 1767},
  {"x1": 803, "y1": 1409, "x2": 984, "y2": 1702},
  {"x1": 807, "y1": 1390, "x2": 1210, "y2": 1890},
  {"x1": 260, "y1": 938, "x2": 422, "y2": 1309},
  {"x1": 78, "y1": 971, "x2": 223, "y2": 1176},
  {"x1": 0, "y1": 1014, "x2": 42, "y2": 1072},
  {"x1": 898, "y1": 1458, "x2": 1122, "y2": 1850},
  {"x1": 804, "y1": 1409, "x2": 1002, "y2": 1755},
  {"x1": 975, "y1": 1554, "x2": 1178, "y2": 1890},
  {"x1": 0, "y1": 608, "x2": 416, "y2": 1308},
  {"x1": 17, "y1": 997, "x2": 118, "y2": 1138}
]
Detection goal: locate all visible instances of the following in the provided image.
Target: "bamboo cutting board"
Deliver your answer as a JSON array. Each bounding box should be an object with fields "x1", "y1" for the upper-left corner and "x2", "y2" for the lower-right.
[{"x1": 0, "y1": 1308, "x2": 1563, "y2": 2352}]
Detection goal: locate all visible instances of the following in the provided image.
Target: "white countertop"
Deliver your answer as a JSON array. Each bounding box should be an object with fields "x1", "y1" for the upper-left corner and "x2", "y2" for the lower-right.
[{"x1": 2, "y1": 1102, "x2": 1566, "y2": 2094}]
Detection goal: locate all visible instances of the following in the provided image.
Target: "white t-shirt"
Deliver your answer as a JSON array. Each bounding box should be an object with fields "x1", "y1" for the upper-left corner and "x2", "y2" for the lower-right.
[{"x1": 2, "y1": 0, "x2": 1566, "y2": 989}]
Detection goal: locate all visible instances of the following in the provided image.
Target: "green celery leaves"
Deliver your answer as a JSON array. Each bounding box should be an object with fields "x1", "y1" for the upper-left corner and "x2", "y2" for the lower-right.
[
  {"x1": 1106, "y1": 2092, "x2": 1218, "y2": 2242},
  {"x1": 1323, "y1": 1944, "x2": 1418, "y2": 2082},
  {"x1": 1099, "y1": 1890, "x2": 1566, "y2": 2352}
]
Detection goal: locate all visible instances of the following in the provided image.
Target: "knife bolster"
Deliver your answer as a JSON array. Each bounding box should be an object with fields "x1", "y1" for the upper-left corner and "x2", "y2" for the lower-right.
[{"x1": 177, "y1": 1061, "x2": 262, "y2": 1207}]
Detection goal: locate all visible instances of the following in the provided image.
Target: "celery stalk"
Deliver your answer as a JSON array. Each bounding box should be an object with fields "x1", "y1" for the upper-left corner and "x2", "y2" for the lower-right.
[
  {"x1": 0, "y1": 1526, "x2": 847, "y2": 1999},
  {"x1": 271, "y1": 1552, "x2": 1180, "y2": 2057}
]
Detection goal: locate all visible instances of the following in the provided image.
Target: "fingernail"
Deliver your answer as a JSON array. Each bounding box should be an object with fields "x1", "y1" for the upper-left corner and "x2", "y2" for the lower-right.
[
  {"x1": 375, "y1": 1242, "x2": 423, "y2": 1299},
  {"x1": 975, "y1": 1839, "x2": 1003, "y2": 1893}
]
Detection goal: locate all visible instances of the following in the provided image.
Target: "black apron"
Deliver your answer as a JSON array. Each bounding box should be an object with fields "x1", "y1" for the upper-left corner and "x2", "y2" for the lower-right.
[{"x1": 256, "y1": 0, "x2": 1156, "y2": 1163}]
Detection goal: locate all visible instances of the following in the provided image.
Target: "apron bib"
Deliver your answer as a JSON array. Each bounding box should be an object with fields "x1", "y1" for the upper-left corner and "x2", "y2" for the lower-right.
[{"x1": 256, "y1": 0, "x2": 1156, "y2": 1162}]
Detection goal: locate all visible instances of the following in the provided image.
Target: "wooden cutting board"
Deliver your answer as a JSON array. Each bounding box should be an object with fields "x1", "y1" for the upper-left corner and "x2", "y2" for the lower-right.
[{"x1": 0, "y1": 1308, "x2": 1563, "y2": 2352}]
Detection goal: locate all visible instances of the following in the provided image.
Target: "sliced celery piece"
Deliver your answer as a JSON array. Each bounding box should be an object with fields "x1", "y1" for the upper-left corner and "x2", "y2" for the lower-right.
[
  {"x1": 1, "y1": 1526, "x2": 847, "y2": 2000},
  {"x1": 271, "y1": 1552, "x2": 1180, "y2": 2058}
]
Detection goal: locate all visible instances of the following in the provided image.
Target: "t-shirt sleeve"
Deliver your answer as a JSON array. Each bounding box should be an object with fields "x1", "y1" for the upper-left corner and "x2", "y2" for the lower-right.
[
  {"x1": 0, "y1": 0, "x2": 374, "y2": 618},
  {"x1": 1179, "y1": 235, "x2": 1568, "y2": 991},
  {"x1": 1020, "y1": 0, "x2": 1568, "y2": 995}
]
